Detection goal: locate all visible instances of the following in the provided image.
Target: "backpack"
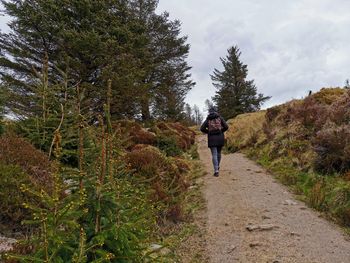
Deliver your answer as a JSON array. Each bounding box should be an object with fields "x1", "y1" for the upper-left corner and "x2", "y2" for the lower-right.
[{"x1": 208, "y1": 117, "x2": 222, "y2": 134}]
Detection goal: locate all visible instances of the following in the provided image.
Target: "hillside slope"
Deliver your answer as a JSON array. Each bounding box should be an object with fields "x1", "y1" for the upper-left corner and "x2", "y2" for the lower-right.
[{"x1": 226, "y1": 88, "x2": 350, "y2": 227}]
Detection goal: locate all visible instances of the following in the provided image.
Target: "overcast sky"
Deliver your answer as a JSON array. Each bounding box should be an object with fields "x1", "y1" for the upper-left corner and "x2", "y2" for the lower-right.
[{"x1": 157, "y1": 0, "x2": 350, "y2": 111}]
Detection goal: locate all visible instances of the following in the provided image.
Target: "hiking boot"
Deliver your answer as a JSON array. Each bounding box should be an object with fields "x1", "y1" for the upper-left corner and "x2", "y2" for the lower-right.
[{"x1": 213, "y1": 172, "x2": 219, "y2": 177}]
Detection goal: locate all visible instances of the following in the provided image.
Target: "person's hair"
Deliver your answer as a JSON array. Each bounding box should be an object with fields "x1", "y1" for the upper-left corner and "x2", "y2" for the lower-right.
[{"x1": 209, "y1": 106, "x2": 217, "y2": 113}]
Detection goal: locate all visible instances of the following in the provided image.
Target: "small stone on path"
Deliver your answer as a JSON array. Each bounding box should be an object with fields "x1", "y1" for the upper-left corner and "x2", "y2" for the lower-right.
[
  {"x1": 284, "y1": 199, "x2": 298, "y2": 205},
  {"x1": 227, "y1": 245, "x2": 236, "y2": 253},
  {"x1": 246, "y1": 224, "x2": 277, "y2": 231},
  {"x1": 249, "y1": 241, "x2": 261, "y2": 248}
]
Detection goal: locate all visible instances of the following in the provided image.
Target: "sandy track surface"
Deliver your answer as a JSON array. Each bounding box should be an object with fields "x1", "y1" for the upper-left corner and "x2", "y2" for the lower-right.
[{"x1": 198, "y1": 136, "x2": 350, "y2": 263}]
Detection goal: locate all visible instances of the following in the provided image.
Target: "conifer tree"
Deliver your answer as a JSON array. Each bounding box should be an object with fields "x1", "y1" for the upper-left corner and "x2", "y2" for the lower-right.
[
  {"x1": 192, "y1": 104, "x2": 203, "y2": 125},
  {"x1": 150, "y1": 15, "x2": 194, "y2": 120},
  {"x1": 211, "y1": 46, "x2": 270, "y2": 120},
  {"x1": 0, "y1": 0, "x2": 194, "y2": 121},
  {"x1": 204, "y1": 99, "x2": 214, "y2": 112},
  {"x1": 184, "y1": 103, "x2": 193, "y2": 124},
  {"x1": 0, "y1": 87, "x2": 4, "y2": 135},
  {"x1": 132, "y1": 2, "x2": 195, "y2": 120}
]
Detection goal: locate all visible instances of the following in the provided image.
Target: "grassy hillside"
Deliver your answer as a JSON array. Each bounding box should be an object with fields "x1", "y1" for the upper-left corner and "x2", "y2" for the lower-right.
[{"x1": 226, "y1": 88, "x2": 350, "y2": 228}]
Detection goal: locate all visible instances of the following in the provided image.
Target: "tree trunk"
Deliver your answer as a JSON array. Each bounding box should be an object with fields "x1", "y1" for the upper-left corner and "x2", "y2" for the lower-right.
[{"x1": 141, "y1": 96, "x2": 151, "y2": 121}]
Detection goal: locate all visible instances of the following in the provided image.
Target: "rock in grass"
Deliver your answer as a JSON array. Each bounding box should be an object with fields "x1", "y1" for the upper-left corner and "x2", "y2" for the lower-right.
[
  {"x1": 0, "y1": 236, "x2": 17, "y2": 253},
  {"x1": 149, "y1": 244, "x2": 171, "y2": 256}
]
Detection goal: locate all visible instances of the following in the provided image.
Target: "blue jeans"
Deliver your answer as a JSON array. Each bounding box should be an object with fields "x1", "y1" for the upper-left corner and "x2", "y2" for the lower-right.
[{"x1": 210, "y1": 146, "x2": 222, "y2": 173}]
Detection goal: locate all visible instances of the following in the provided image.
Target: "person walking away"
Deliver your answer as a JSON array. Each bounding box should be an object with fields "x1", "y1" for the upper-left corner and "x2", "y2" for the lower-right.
[{"x1": 200, "y1": 107, "x2": 229, "y2": 177}]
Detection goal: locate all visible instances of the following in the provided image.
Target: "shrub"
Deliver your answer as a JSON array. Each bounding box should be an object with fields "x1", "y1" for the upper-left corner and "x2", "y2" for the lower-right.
[
  {"x1": 313, "y1": 124, "x2": 350, "y2": 174},
  {"x1": 114, "y1": 120, "x2": 157, "y2": 149},
  {"x1": 329, "y1": 89, "x2": 350, "y2": 125},
  {"x1": 154, "y1": 122, "x2": 195, "y2": 151},
  {"x1": 0, "y1": 163, "x2": 38, "y2": 232},
  {"x1": 156, "y1": 134, "x2": 183, "y2": 156},
  {"x1": 327, "y1": 181, "x2": 350, "y2": 226},
  {"x1": 188, "y1": 144, "x2": 200, "y2": 159},
  {"x1": 265, "y1": 105, "x2": 282, "y2": 123},
  {"x1": 312, "y1": 87, "x2": 346, "y2": 105},
  {"x1": 172, "y1": 158, "x2": 191, "y2": 174},
  {"x1": 288, "y1": 97, "x2": 329, "y2": 131},
  {"x1": 126, "y1": 145, "x2": 169, "y2": 177},
  {"x1": 126, "y1": 146, "x2": 189, "y2": 222},
  {"x1": 0, "y1": 136, "x2": 53, "y2": 190},
  {"x1": 130, "y1": 127, "x2": 157, "y2": 145}
]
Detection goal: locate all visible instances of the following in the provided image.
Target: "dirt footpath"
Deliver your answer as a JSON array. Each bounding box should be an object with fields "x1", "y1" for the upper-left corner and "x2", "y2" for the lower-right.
[{"x1": 198, "y1": 136, "x2": 350, "y2": 263}]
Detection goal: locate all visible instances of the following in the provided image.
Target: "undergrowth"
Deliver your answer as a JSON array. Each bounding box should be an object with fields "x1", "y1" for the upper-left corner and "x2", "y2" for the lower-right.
[{"x1": 0, "y1": 79, "x2": 199, "y2": 262}]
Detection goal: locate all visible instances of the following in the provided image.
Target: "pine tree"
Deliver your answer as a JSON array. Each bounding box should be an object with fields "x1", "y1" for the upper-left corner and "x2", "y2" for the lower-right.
[
  {"x1": 204, "y1": 99, "x2": 214, "y2": 112},
  {"x1": 0, "y1": 86, "x2": 4, "y2": 135},
  {"x1": 0, "y1": 0, "x2": 194, "y2": 121},
  {"x1": 211, "y1": 46, "x2": 270, "y2": 120},
  {"x1": 192, "y1": 105, "x2": 203, "y2": 125},
  {"x1": 184, "y1": 103, "x2": 193, "y2": 124},
  {"x1": 148, "y1": 12, "x2": 195, "y2": 120}
]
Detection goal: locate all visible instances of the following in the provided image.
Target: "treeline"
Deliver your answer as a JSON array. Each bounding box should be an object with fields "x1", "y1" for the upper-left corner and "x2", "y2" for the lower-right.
[
  {"x1": 183, "y1": 103, "x2": 203, "y2": 126},
  {"x1": 0, "y1": 0, "x2": 194, "y2": 122}
]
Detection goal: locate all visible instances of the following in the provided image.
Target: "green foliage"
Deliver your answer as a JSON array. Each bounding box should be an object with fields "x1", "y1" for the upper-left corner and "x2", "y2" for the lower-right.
[
  {"x1": 188, "y1": 144, "x2": 200, "y2": 160},
  {"x1": 211, "y1": 46, "x2": 271, "y2": 120},
  {"x1": 82, "y1": 175, "x2": 157, "y2": 262},
  {"x1": 0, "y1": 1, "x2": 199, "y2": 261},
  {"x1": 156, "y1": 135, "x2": 183, "y2": 157},
  {"x1": 0, "y1": 0, "x2": 194, "y2": 122},
  {"x1": 11, "y1": 168, "x2": 83, "y2": 263},
  {"x1": 6, "y1": 131, "x2": 159, "y2": 262}
]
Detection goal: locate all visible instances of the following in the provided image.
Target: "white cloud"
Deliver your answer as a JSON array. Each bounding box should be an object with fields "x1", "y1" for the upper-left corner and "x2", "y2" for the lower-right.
[{"x1": 157, "y1": 0, "x2": 350, "y2": 112}]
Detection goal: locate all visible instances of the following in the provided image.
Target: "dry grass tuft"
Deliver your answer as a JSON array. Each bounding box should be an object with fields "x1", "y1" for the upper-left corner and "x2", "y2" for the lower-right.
[{"x1": 226, "y1": 111, "x2": 266, "y2": 151}]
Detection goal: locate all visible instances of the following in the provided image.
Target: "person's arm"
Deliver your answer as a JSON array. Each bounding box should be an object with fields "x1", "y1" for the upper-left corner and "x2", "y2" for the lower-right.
[
  {"x1": 200, "y1": 119, "x2": 209, "y2": 134},
  {"x1": 220, "y1": 117, "x2": 229, "y2": 132}
]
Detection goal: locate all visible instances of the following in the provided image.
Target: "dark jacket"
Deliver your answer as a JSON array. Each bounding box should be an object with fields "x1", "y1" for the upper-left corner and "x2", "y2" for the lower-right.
[{"x1": 200, "y1": 112, "x2": 229, "y2": 148}]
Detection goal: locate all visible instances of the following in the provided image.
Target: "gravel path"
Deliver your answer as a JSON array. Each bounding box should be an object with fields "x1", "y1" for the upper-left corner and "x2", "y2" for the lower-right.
[{"x1": 198, "y1": 136, "x2": 350, "y2": 263}]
